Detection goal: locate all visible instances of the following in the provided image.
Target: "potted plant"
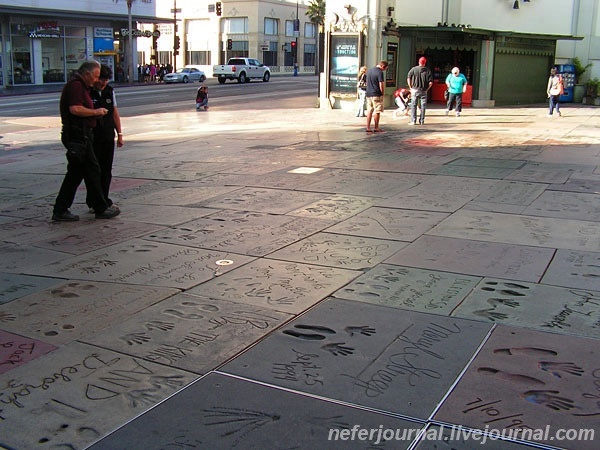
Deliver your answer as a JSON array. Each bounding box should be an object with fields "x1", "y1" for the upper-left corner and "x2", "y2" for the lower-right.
[
  {"x1": 573, "y1": 57, "x2": 592, "y2": 103},
  {"x1": 584, "y1": 78, "x2": 600, "y2": 105}
]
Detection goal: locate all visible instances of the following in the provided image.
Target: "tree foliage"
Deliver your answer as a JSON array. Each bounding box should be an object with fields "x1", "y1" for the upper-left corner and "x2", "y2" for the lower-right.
[{"x1": 306, "y1": 0, "x2": 326, "y2": 26}]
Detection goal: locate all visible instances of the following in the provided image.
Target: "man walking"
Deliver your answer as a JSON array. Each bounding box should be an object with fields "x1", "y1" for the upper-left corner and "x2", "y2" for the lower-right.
[
  {"x1": 365, "y1": 60, "x2": 389, "y2": 132},
  {"x1": 87, "y1": 64, "x2": 124, "y2": 212},
  {"x1": 52, "y1": 60, "x2": 120, "y2": 221},
  {"x1": 407, "y1": 57, "x2": 433, "y2": 125}
]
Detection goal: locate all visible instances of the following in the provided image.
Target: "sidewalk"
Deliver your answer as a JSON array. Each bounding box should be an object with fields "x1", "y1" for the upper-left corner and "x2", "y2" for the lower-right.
[{"x1": 0, "y1": 103, "x2": 599, "y2": 449}]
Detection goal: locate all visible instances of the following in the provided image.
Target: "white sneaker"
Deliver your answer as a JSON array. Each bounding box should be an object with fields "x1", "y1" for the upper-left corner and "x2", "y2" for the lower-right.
[
  {"x1": 408, "y1": 121, "x2": 416, "y2": 125},
  {"x1": 445, "y1": 110, "x2": 449, "y2": 116},
  {"x1": 456, "y1": 112, "x2": 460, "y2": 117}
]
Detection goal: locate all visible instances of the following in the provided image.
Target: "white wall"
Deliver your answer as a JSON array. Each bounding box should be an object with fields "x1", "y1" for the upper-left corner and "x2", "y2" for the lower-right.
[{"x1": 393, "y1": 0, "x2": 576, "y2": 36}]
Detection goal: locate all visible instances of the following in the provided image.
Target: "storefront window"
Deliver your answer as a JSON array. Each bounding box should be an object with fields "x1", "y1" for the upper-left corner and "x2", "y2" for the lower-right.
[
  {"x1": 42, "y1": 37, "x2": 65, "y2": 83},
  {"x1": 64, "y1": 26, "x2": 87, "y2": 79},
  {"x1": 10, "y1": 32, "x2": 32, "y2": 85}
]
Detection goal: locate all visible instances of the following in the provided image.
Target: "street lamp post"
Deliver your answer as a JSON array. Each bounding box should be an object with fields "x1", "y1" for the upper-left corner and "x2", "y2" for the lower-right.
[
  {"x1": 294, "y1": 0, "x2": 299, "y2": 76},
  {"x1": 127, "y1": 0, "x2": 134, "y2": 83}
]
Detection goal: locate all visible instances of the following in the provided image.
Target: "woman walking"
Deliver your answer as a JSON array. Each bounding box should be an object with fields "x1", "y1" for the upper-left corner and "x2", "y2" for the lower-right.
[
  {"x1": 547, "y1": 67, "x2": 563, "y2": 117},
  {"x1": 355, "y1": 66, "x2": 367, "y2": 117}
]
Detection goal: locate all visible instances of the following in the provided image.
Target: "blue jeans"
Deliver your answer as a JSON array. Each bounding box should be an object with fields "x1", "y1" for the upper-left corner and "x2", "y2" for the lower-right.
[
  {"x1": 549, "y1": 95, "x2": 561, "y2": 115},
  {"x1": 410, "y1": 89, "x2": 427, "y2": 124}
]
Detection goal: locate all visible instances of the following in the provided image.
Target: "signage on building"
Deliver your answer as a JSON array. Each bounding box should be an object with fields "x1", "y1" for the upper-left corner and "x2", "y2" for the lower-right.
[
  {"x1": 95, "y1": 28, "x2": 114, "y2": 39},
  {"x1": 29, "y1": 21, "x2": 60, "y2": 38},
  {"x1": 121, "y1": 29, "x2": 161, "y2": 38}
]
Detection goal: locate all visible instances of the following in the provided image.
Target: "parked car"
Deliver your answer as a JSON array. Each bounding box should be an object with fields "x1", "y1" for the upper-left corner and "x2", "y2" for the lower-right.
[
  {"x1": 213, "y1": 58, "x2": 270, "y2": 84},
  {"x1": 163, "y1": 66, "x2": 206, "y2": 83}
]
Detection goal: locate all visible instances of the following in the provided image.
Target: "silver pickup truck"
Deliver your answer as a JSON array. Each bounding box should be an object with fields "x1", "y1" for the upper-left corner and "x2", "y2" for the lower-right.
[{"x1": 213, "y1": 58, "x2": 271, "y2": 84}]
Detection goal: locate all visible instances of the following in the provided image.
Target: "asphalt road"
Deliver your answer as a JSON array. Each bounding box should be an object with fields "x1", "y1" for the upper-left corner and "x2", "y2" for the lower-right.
[{"x1": 0, "y1": 75, "x2": 320, "y2": 120}]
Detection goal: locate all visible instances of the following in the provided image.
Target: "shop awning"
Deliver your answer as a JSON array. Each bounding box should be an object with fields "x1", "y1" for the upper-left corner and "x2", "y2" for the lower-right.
[{"x1": 396, "y1": 25, "x2": 584, "y2": 42}]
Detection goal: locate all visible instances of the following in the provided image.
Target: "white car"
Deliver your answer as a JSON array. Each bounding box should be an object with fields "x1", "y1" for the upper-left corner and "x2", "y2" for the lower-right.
[{"x1": 163, "y1": 66, "x2": 206, "y2": 83}]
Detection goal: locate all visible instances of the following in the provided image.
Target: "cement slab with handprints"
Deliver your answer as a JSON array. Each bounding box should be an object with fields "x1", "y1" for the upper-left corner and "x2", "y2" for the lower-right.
[
  {"x1": 523, "y1": 191, "x2": 600, "y2": 221},
  {"x1": 144, "y1": 210, "x2": 332, "y2": 256},
  {"x1": 434, "y1": 325, "x2": 600, "y2": 450},
  {"x1": 504, "y1": 166, "x2": 573, "y2": 184},
  {"x1": 376, "y1": 177, "x2": 495, "y2": 212},
  {"x1": 89, "y1": 372, "x2": 422, "y2": 450},
  {"x1": 0, "y1": 242, "x2": 68, "y2": 274},
  {"x1": 0, "y1": 329, "x2": 57, "y2": 375},
  {"x1": 268, "y1": 232, "x2": 406, "y2": 270},
  {"x1": 187, "y1": 258, "x2": 359, "y2": 314},
  {"x1": 326, "y1": 207, "x2": 448, "y2": 241},
  {"x1": 31, "y1": 238, "x2": 254, "y2": 288},
  {"x1": 114, "y1": 204, "x2": 214, "y2": 226},
  {"x1": 541, "y1": 249, "x2": 600, "y2": 291},
  {"x1": 0, "y1": 281, "x2": 179, "y2": 345},
  {"x1": 288, "y1": 194, "x2": 375, "y2": 221},
  {"x1": 452, "y1": 278, "x2": 600, "y2": 338},
  {"x1": 33, "y1": 219, "x2": 164, "y2": 255},
  {"x1": 386, "y1": 236, "x2": 554, "y2": 282},
  {"x1": 444, "y1": 157, "x2": 526, "y2": 169},
  {"x1": 196, "y1": 187, "x2": 325, "y2": 214},
  {"x1": 428, "y1": 210, "x2": 600, "y2": 252},
  {"x1": 0, "y1": 341, "x2": 197, "y2": 449},
  {"x1": 302, "y1": 169, "x2": 409, "y2": 197},
  {"x1": 429, "y1": 165, "x2": 515, "y2": 179},
  {"x1": 334, "y1": 265, "x2": 479, "y2": 315},
  {"x1": 125, "y1": 185, "x2": 242, "y2": 206},
  {"x1": 81, "y1": 293, "x2": 292, "y2": 374},
  {"x1": 0, "y1": 273, "x2": 62, "y2": 304},
  {"x1": 220, "y1": 298, "x2": 492, "y2": 419},
  {"x1": 548, "y1": 177, "x2": 600, "y2": 194},
  {"x1": 471, "y1": 180, "x2": 548, "y2": 207}
]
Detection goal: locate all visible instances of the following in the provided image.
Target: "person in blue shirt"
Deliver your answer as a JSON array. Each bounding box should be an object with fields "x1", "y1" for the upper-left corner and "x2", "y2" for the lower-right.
[{"x1": 445, "y1": 67, "x2": 468, "y2": 117}]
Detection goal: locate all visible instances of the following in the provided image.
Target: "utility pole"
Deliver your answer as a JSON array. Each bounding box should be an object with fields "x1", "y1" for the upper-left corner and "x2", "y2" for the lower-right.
[
  {"x1": 171, "y1": 0, "x2": 181, "y2": 71},
  {"x1": 127, "y1": 0, "x2": 134, "y2": 83},
  {"x1": 294, "y1": 0, "x2": 299, "y2": 76}
]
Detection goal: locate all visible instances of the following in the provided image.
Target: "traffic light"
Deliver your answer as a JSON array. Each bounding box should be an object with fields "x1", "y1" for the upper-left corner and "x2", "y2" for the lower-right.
[
  {"x1": 174, "y1": 35, "x2": 180, "y2": 50},
  {"x1": 216, "y1": 2, "x2": 222, "y2": 16},
  {"x1": 290, "y1": 40, "x2": 297, "y2": 57},
  {"x1": 227, "y1": 38, "x2": 233, "y2": 50}
]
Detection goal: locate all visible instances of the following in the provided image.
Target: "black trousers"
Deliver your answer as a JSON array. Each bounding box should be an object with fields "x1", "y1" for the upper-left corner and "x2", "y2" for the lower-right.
[
  {"x1": 446, "y1": 92, "x2": 463, "y2": 112},
  {"x1": 53, "y1": 131, "x2": 109, "y2": 215},
  {"x1": 86, "y1": 135, "x2": 115, "y2": 207}
]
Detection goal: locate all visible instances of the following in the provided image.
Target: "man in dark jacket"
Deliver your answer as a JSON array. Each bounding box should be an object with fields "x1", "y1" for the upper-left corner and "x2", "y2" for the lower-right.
[
  {"x1": 52, "y1": 60, "x2": 120, "y2": 221},
  {"x1": 87, "y1": 64, "x2": 124, "y2": 212},
  {"x1": 407, "y1": 56, "x2": 433, "y2": 125}
]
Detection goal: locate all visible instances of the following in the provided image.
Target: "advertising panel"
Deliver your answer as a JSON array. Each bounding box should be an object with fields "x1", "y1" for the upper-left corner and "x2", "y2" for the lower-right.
[{"x1": 329, "y1": 34, "x2": 359, "y2": 95}]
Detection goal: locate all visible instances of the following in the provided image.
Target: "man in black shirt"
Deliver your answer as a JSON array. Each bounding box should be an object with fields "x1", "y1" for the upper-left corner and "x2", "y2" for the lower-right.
[
  {"x1": 87, "y1": 64, "x2": 124, "y2": 212},
  {"x1": 52, "y1": 60, "x2": 120, "y2": 221},
  {"x1": 407, "y1": 57, "x2": 433, "y2": 125}
]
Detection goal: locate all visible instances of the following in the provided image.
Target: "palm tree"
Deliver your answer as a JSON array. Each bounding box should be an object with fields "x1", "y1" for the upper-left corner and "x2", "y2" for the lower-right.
[{"x1": 306, "y1": 0, "x2": 325, "y2": 75}]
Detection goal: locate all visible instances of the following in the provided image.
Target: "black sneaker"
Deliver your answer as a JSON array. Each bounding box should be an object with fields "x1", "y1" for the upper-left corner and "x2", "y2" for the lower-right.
[
  {"x1": 95, "y1": 205, "x2": 121, "y2": 219},
  {"x1": 52, "y1": 210, "x2": 80, "y2": 222}
]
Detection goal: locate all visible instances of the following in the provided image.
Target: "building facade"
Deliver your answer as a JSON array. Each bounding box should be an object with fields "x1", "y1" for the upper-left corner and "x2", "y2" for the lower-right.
[
  {"x1": 0, "y1": 0, "x2": 163, "y2": 89},
  {"x1": 136, "y1": 0, "x2": 316, "y2": 76},
  {"x1": 323, "y1": 0, "x2": 598, "y2": 107}
]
